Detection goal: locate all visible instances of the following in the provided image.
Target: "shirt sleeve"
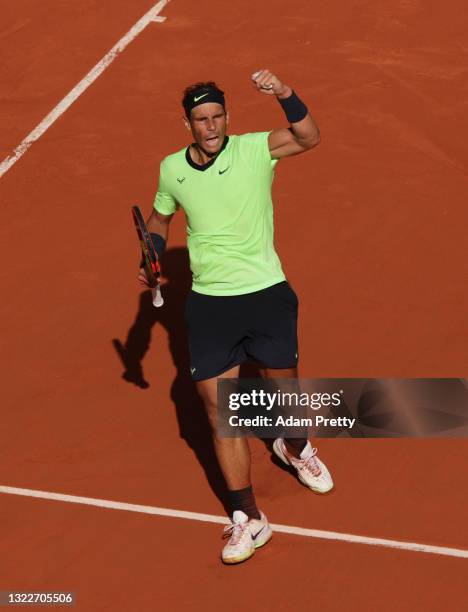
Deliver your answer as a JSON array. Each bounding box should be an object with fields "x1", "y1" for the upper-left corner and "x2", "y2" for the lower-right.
[
  {"x1": 239, "y1": 131, "x2": 279, "y2": 172},
  {"x1": 153, "y1": 160, "x2": 177, "y2": 215}
]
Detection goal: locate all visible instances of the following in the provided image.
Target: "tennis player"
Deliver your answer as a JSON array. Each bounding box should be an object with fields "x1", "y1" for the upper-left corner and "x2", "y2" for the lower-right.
[{"x1": 139, "y1": 70, "x2": 333, "y2": 564}]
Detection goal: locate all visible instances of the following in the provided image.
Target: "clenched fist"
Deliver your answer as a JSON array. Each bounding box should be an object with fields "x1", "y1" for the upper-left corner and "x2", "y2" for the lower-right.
[{"x1": 251, "y1": 69, "x2": 292, "y2": 99}]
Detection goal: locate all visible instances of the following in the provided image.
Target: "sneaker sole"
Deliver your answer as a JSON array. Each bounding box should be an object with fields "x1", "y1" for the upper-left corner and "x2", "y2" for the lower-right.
[
  {"x1": 222, "y1": 548, "x2": 255, "y2": 565},
  {"x1": 222, "y1": 531, "x2": 273, "y2": 565},
  {"x1": 272, "y1": 440, "x2": 334, "y2": 495}
]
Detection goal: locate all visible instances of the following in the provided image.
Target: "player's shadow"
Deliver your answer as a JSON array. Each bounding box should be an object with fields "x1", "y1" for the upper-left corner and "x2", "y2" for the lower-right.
[{"x1": 112, "y1": 247, "x2": 230, "y2": 513}]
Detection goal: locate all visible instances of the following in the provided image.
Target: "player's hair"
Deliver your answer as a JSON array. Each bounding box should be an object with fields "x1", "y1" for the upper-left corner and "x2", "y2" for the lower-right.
[{"x1": 182, "y1": 82, "x2": 225, "y2": 117}]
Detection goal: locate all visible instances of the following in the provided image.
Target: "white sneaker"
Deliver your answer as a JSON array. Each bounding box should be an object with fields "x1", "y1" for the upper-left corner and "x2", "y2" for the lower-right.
[
  {"x1": 273, "y1": 438, "x2": 334, "y2": 494},
  {"x1": 221, "y1": 510, "x2": 272, "y2": 564}
]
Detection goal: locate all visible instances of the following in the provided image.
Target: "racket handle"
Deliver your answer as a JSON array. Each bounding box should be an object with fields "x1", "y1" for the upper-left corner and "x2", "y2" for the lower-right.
[{"x1": 151, "y1": 284, "x2": 164, "y2": 308}]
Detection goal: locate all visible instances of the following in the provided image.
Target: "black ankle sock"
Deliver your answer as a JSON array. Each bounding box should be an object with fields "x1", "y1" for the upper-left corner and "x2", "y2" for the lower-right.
[
  {"x1": 227, "y1": 485, "x2": 261, "y2": 520},
  {"x1": 284, "y1": 438, "x2": 308, "y2": 458}
]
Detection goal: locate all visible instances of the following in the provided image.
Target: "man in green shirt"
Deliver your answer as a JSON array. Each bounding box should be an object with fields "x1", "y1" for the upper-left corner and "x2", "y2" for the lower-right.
[{"x1": 139, "y1": 70, "x2": 333, "y2": 564}]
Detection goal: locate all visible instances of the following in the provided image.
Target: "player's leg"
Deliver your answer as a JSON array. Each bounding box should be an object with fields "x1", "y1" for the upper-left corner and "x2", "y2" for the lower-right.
[
  {"x1": 257, "y1": 365, "x2": 308, "y2": 457},
  {"x1": 185, "y1": 290, "x2": 272, "y2": 563},
  {"x1": 196, "y1": 365, "x2": 252, "y2": 492},
  {"x1": 197, "y1": 367, "x2": 272, "y2": 564},
  {"x1": 185, "y1": 291, "x2": 254, "y2": 495},
  {"x1": 248, "y1": 281, "x2": 334, "y2": 493}
]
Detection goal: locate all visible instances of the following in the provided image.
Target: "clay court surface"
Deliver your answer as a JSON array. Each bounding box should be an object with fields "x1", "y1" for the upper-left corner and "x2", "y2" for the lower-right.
[{"x1": 1, "y1": 1, "x2": 467, "y2": 610}]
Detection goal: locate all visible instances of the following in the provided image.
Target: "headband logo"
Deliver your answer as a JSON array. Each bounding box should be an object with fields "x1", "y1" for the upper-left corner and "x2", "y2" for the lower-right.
[{"x1": 194, "y1": 93, "x2": 210, "y2": 103}]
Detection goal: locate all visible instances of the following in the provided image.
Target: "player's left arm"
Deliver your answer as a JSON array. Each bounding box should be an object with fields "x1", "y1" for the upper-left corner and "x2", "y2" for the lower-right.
[{"x1": 251, "y1": 69, "x2": 320, "y2": 159}]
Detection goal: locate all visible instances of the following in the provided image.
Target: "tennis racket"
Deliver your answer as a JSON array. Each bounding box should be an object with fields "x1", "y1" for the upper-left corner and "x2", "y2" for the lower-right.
[{"x1": 131, "y1": 205, "x2": 164, "y2": 308}]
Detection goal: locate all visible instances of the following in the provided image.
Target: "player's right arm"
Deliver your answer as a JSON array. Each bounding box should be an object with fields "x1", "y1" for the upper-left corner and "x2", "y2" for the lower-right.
[
  {"x1": 146, "y1": 209, "x2": 173, "y2": 240},
  {"x1": 138, "y1": 210, "x2": 173, "y2": 287},
  {"x1": 138, "y1": 159, "x2": 177, "y2": 287}
]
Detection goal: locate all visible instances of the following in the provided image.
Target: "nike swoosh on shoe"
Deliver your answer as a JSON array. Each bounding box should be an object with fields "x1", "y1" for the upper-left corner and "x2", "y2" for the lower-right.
[{"x1": 251, "y1": 526, "x2": 265, "y2": 541}]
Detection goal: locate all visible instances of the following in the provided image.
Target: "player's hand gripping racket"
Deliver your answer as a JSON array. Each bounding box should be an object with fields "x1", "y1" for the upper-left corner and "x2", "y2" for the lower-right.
[{"x1": 132, "y1": 205, "x2": 164, "y2": 308}]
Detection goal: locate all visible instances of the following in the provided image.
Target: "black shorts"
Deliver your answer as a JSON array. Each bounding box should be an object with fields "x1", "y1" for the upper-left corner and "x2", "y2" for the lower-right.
[{"x1": 184, "y1": 281, "x2": 299, "y2": 381}]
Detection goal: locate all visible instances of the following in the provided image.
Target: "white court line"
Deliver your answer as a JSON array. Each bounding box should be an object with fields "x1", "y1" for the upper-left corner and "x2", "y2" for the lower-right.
[
  {"x1": 1, "y1": 485, "x2": 467, "y2": 559},
  {"x1": 0, "y1": 0, "x2": 170, "y2": 179}
]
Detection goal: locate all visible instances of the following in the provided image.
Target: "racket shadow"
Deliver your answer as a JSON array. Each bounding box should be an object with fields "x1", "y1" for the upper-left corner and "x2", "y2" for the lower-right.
[{"x1": 111, "y1": 246, "x2": 229, "y2": 513}]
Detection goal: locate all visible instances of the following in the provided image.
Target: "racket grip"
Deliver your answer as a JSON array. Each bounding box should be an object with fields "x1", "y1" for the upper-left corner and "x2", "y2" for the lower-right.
[{"x1": 151, "y1": 284, "x2": 164, "y2": 308}]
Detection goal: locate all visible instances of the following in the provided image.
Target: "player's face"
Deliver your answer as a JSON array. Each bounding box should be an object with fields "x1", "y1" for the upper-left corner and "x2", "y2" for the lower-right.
[{"x1": 187, "y1": 102, "x2": 228, "y2": 156}]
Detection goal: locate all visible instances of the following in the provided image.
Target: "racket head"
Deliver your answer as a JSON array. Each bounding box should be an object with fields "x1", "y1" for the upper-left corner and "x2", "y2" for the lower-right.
[{"x1": 132, "y1": 205, "x2": 160, "y2": 288}]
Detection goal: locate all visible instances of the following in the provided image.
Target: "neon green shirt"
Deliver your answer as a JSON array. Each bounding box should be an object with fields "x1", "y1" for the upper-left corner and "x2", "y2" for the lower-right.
[{"x1": 153, "y1": 132, "x2": 285, "y2": 296}]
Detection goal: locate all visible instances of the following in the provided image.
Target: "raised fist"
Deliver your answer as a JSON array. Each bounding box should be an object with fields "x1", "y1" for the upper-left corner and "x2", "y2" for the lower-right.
[{"x1": 251, "y1": 69, "x2": 292, "y2": 98}]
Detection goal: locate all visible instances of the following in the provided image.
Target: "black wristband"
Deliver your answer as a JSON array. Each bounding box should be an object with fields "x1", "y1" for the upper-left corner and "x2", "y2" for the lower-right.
[
  {"x1": 150, "y1": 232, "x2": 166, "y2": 258},
  {"x1": 139, "y1": 232, "x2": 166, "y2": 268},
  {"x1": 277, "y1": 90, "x2": 308, "y2": 123}
]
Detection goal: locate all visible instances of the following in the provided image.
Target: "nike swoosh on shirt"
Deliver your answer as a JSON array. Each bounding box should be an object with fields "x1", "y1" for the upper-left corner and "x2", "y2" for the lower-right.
[
  {"x1": 218, "y1": 167, "x2": 230, "y2": 174},
  {"x1": 194, "y1": 93, "x2": 209, "y2": 102}
]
